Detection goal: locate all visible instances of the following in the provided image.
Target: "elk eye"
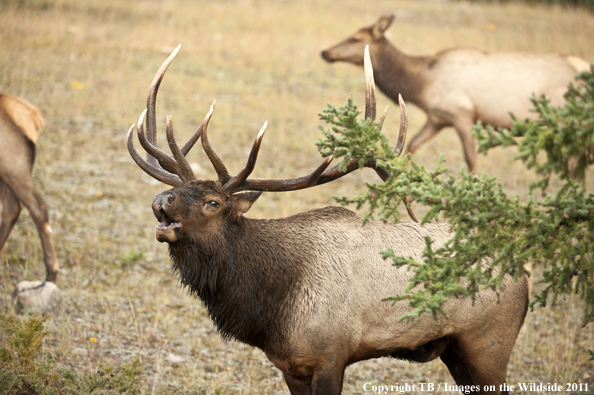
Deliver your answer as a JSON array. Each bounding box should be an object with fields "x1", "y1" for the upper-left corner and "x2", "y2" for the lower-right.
[
  {"x1": 208, "y1": 200, "x2": 220, "y2": 208},
  {"x1": 348, "y1": 37, "x2": 360, "y2": 43}
]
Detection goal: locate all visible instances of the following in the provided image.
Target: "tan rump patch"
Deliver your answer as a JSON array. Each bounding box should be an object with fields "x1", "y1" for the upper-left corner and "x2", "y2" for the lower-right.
[
  {"x1": 567, "y1": 56, "x2": 591, "y2": 73},
  {"x1": 1, "y1": 94, "x2": 45, "y2": 144}
]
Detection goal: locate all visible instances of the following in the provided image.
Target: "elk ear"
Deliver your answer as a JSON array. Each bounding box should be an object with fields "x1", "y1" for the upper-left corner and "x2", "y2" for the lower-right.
[
  {"x1": 371, "y1": 14, "x2": 394, "y2": 39},
  {"x1": 230, "y1": 191, "x2": 262, "y2": 219}
]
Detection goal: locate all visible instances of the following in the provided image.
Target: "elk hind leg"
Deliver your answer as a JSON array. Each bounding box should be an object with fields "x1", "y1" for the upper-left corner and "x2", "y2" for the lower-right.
[
  {"x1": 0, "y1": 180, "x2": 22, "y2": 255},
  {"x1": 28, "y1": 190, "x2": 58, "y2": 282},
  {"x1": 445, "y1": 276, "x2": 530, "y2": 394},
  {"x1": 2, "y1": 173, "x2": 58, "y2": 282},
  {"x1": 452, "y1": 116, "x2": 478, "y2": 174},
  {"x1": 439, "y1": 341, "x2": 481, "y2": 390},
  {"x1": 440, "y1": 333, "x2": 517, "y2": 395}
]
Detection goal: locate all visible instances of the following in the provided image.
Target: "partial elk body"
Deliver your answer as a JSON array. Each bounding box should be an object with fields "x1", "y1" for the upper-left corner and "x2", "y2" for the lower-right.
[
  {"x1": 128, "y1": 45, "x2": 531, "y2": 394},
  {"x1": 0, "y1": 94, "x2": 59, "y2": 283},
  {"x1": 321, "y1": 15, "x2": 591, "y2": 173}
]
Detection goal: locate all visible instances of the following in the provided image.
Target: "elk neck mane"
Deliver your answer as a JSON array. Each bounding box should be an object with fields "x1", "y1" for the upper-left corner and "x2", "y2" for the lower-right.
[
  {"x1": 166, "y1": 206, "x2": 362, "y2": 352},
  {"x1": 371, "y1": 38, "x2": 434, "y2": 109}
]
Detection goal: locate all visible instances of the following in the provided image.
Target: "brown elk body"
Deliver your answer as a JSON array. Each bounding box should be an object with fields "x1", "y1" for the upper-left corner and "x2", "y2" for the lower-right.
[
  {"x1": 0, "y1": 94, "x2": 59, "y2": 282},
  {"x1": 128, "y1": 46, "x2": 531, "y2": 395},
  {"x1": 321, "y1": 15, "x2": 590, "y2": 173}
]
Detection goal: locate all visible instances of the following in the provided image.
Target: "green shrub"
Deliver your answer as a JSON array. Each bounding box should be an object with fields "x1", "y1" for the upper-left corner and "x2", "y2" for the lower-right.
[{"x1": 316, "y1": 65, "x2": 594, "y2": 325}]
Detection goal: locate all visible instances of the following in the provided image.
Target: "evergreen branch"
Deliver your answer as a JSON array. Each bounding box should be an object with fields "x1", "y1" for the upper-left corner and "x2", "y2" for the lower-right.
[{"x1": 316, "y1": 66, "x2": 594, "y2": 325}]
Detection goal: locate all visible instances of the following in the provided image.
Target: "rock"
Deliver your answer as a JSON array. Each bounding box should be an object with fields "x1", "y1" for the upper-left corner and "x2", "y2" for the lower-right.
[
  {"x1": 165, "y1": 353, "x2": 184, "y2": 364},
  {"x1": 12, "y1": 280, "x2": 61, "y2": 315}
]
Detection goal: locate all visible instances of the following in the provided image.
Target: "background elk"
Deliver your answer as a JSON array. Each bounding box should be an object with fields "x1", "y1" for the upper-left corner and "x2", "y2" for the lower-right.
[
  {"x1": 127, "y1": 45, "x2": 531, "y2": 395},
  {"x1": 321, "y1": 14, "x2": 591, "y2": 173},
  {"x1": 0, "y1": 94, "x2": 59, "y2": 284}
]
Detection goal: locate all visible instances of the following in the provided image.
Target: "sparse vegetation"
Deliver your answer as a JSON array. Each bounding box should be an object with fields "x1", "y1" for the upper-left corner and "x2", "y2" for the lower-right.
[
  {"x1": 0, "y1": 0, "x2": 593, "y2": 393},
  {"x1": 0, "y1": 315, "x2": 211, "y2": 394}
]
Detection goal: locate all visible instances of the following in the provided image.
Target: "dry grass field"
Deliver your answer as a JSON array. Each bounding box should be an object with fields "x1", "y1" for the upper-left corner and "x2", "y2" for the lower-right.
[{"x1": 1, "y1": 0, "x2": 593, "y2": 393}]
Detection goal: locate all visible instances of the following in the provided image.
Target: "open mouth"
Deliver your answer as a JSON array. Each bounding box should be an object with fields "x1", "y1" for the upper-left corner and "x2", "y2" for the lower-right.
[
  {"x1": 156, "y1": 210, "x2": 181, "y2": 231},
  {"x1": 155, "y1": 211, "x2": 181, "y2": 243}
]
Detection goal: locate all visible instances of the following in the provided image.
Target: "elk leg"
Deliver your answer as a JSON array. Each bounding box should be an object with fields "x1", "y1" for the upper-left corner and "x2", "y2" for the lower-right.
[
  {"x1": 26, "y1": 189, "x2": 58, "y2": 282},
  {"x1": 448, "y1": 276, "x2": 529, "y2": 394},
  {"x1": 452, "y1": 117, "x2": 478, "y2": 174},
  {"x1": 441, "y1": 341, "x2": 510, "y2": 395},
  {"x1": 311, "y1": 367, "x2": 344, "y2": 395},
  {"x1": 284, "y1": 365, "x2": 344, "y2": 395},
  {"x1": 442, "y1": 327, "x2": 521, "y2": 395},
  {"x1": 406, "y1": 119, "x2": 443, "y2": 154},
  {"x1": 283, "y1": 372, "x2": 312, "y2": 395},
  {"x1": 1, "y1": 173, "x2": 58, "y2": 282},
  {"x1": 0, "y1": 180, "x2": 22, "y2": 255},
  {"x1": 439, "y1": 340, "x2": 476, "y2": 387}
]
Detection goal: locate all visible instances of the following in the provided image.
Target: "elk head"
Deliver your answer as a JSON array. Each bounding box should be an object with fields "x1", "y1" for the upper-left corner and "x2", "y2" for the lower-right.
[
  {"x1": 321, "y1": 14, "x2": 394, "y2": 65},
  {"x1": 127, "y1": 44, "x2": 410, "y2": 246}
]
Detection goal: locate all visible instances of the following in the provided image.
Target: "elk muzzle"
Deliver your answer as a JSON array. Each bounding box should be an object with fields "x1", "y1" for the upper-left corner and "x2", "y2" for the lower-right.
[
  {"x1": 153, "y1": 192, "x2": 181, "y2": 243},
  {"x1": 320, "y1": 50, "x2": 337, "y2": 63}
]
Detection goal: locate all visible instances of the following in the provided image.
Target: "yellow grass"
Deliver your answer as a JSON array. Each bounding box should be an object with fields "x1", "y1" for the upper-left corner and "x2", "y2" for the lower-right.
[{"x1": 1, "y1": 0, "x2": 593, "y2": 393}]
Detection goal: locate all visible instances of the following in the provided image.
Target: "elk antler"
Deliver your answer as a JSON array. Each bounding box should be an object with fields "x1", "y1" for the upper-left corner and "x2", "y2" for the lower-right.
[
  {"x1": 127, "y1": 101, "x2": 215, "y2": 187},
  {"x1": 128, "y1": 45, "x2": 416, "y2": 221},
  {"x1": 209, "y1": 118, "x2": 334, "y2": 193},
  {"x1": 142, "y1": 44, "x2": 205, "y2": 173},
  {"x1": 127, "y1": 45, "x2": 334, "y2": 191}
]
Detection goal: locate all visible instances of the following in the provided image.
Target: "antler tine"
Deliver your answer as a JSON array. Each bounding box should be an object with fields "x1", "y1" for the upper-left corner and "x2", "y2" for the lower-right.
[
  {"x1": 146, "y1": 44, "x2": 182, "y2": 167},
  {"x1": 166, "y1": 114, "x2": 197, "y2": 184},
  {"x1": 316, "y1": 58, "x2": 410, "y2": 187},
  {"x1": 364, "y1": 45, "x2": 376, "y2": 121},
  {"x1": 392, "y1": 94, "x2": 408, "y2": 157},
  {"x1": 312, "y1": 45, "x2": 386, "y2": 186},
  {"x1": 136, "y1": 109, "x2": 183, "y2": 176},
  {"x1": 314, "y1": 99, "x2": 408, "y2": 184},
  {"x1": 315, "y1": 98, "x2": 409, "y2": 186},
  {"x1": 229, "y1": 154, "x2": 334, "y2": 193},
  {"x1": 222, "y1": 121, "x2": 267, "y2": 192},
  {"x1": 378, "y1": 105, "x2": 389, "y2": 131},
  {"x1": 127, "y1": 124, "x2": 184, "y2": 187},
  {"x1": 200, "y1": 101, "x2": 232, "y2": 184},
  {"x1": 312, "y1": 93, "x2": 417, "y2": 222},
  {"x1": 180, "y1": 103, "x2": 215, "y2": 156}
]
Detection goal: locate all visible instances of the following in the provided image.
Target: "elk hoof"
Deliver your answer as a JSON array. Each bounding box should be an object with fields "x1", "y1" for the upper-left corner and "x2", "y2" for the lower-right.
[{"x1": 12, "y1": 280, "x2": 62, "y2": 315}]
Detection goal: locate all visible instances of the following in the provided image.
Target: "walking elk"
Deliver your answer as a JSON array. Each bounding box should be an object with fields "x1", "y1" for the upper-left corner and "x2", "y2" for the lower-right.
[
  {"x1": 127, "y1": 45, "x2": 531, "y2": 394},
  {"x1": 0, "y1": 94, "x2": 59, "y2": 283},
  {"x1": 321, "y1": 14, "x2": 590, "y2": 173}
]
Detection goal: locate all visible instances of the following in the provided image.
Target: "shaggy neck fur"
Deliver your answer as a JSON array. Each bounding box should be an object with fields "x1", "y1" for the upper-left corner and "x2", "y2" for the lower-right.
[{"x1": 168, "y1": 215, "x2": 312, "y2": 353}]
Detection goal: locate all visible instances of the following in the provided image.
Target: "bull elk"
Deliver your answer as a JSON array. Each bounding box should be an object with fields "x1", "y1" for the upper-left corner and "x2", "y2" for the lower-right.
[
  {"x1": 321, "y1": 14, "x2": 591, "y2": 173},
  {"x1": 0, "y1": 94, "x2": 59, "y2": 283},
  {"x1": 127, "y1": 45, "x2": 531, "y2": 395}
]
